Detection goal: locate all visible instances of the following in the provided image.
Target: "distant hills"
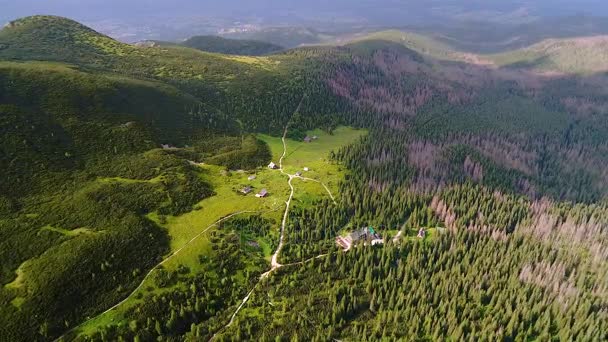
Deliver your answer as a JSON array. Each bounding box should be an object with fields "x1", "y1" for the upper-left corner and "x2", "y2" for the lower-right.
[
  {"x1": 139, "y1": 35, "x2": 284, "y2": 56},
  {"x1": 181, "y1": 35, "x2": 283, "y2": 55},
  {"x1": 489, "y1": 35, "x2": 608, "y2": 74},
  {"x1": 347, "y1": 29, "x2": 608, "y2": 74},
  {"x1": 422, "y1": 15, "x2": 608, "y2": 53}
]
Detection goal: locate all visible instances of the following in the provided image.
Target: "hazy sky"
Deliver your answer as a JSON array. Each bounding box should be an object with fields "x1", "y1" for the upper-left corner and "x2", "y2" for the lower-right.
[{"x1": 3, "y1": 0, "x2": 608, "y2": 22}]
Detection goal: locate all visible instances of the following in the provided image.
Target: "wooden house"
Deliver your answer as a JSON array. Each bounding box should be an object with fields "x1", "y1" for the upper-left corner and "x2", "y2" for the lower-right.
[{"x1": 256, "y1": 189, "x2": 269, "y2": 198}]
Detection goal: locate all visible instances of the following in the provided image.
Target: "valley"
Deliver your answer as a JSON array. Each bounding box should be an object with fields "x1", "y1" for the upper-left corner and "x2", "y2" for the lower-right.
[
  {"x1": 0, "y1": 13, "x2": 607, "y2": 342},
  {"x1": 59, "y1": 125, "x2": 366, "y2": 340}
]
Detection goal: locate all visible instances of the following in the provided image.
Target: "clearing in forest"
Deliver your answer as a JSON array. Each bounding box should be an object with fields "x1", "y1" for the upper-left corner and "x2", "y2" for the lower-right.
[{"x1": 73, "y1": 126, "x2": 366, "y2": 338}]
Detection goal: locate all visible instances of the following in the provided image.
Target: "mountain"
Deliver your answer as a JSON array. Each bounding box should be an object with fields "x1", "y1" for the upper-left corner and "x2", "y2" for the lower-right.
[
  {"x1": 490, "y1": 35, "x2": 608, "y2": 73},
  {"x1": 348, "y1": 28, "x2": 608, "y2": 74},
  {"x1": 0, "y1": 15, "x2": 132, "y2": 62},
  {"x1": 346, "y1": 30, "x2": 468, "y2": 61},
  {"x1": 1, "y1": 16, "x2": 607, "y2": 342},
  {"x1": 425, "y1": 15, "x2": 608, "y2": 53}
]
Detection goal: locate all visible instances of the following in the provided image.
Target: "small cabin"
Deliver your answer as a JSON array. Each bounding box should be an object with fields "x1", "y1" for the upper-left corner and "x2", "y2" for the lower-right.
[
  {"x1": 241, "y1": 186, "x2": 253, "y2": 195},
  {"x1": 268, "y1": 162, "x2": 277, "y2": 169},
  {"x1": 312, "y1": 135, "x2": 318, "y2": 140},
  {"x1": 304, "y1": 136, "x2": 312, "y2": 143},
  {"x1": 248, "y1": 175, "x2": 257, "y2": 181},
  {"x1": 303, "y1": 167, "x2": 310, "y2": 172},
  {"x1": 295, "y1": 171, "x2": 302, "y2": 177},
  {"x1": 256, "y1": 189, "x2": 269, "y2": 198}
]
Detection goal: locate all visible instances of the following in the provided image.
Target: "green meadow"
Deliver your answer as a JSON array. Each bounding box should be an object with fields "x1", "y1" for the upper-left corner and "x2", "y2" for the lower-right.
[{"x1": 75, "y1": 126, "x2": 366, "y2": 336}]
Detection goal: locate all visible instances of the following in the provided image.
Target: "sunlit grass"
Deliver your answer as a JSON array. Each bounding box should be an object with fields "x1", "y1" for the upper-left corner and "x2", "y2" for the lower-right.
[{"x1": 77, "y1": 126, "x2": 366, "y2": 336}]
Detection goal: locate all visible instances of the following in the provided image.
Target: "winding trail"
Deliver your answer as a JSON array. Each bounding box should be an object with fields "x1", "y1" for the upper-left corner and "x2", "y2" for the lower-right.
[
  {"x1": 212, "y1": 100, "x2": 306, "y2": 339},
  {"x1": 54, "y1": 208, "x2": 277, "y2": 342},
  {"x1": 268, "y1": 118, "x2": 297, "y2": 270},
  {"x1": 297, "y1": 175, "x2": 337, "y2": 204},
  {"x1": 58, "y1": 95, "x2": 344, "y2": 341},
  {"x1": 212, "y1": 97, "x2": 346, "y2": 339},
  {"x1": 226, "y1": 286, "x2": 258, "y2": 326},
  {"x1": 268, "y1": 175, "x2": 294, "y2": 271}
]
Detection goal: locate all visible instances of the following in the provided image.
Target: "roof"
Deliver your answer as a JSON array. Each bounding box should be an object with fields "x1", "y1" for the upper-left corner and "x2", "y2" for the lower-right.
[{"x1": 258, "y1": 189, "x2": 268, "y2": 195}]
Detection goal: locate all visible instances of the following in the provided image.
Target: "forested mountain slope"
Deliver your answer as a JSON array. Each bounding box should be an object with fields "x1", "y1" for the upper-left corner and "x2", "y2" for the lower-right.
[{"x1": 0, "y1": 15, "x2": 607, "y2": 341}]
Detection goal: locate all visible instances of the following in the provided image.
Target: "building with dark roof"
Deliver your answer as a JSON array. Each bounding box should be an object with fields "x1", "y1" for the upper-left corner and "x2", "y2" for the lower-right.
[{"x1": 256, "y1": 189, "x2": 269, "y2": 198}]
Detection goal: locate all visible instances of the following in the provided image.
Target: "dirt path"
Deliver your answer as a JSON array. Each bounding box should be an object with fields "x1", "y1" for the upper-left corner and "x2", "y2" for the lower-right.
[
  {"x1": 269, "y1": 175, "x2": 294, "y2": 270},
  {"x1": 227, "y1": 286, "x2": 258, "y2": 326},
  {"x1": 212, "y1": 101, "x2": 304, "y2": 339},
  {"x1": 268, "y1": 119, "x2": 299, "y2": 270},
  {"x1": 297, "y1": 175, "x2": 337, "y2": 204},
  {"x1": 55, "y1": 208, "x2": 276, "y2": 342},
  {"x1": 283, "y1": 253, "x2": 329, "y2": 267}
]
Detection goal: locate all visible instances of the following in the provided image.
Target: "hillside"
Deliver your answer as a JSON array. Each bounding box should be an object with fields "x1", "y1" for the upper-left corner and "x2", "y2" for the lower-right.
[
  {"x1": 347, "y1": 29, "x2": 608, "y2": 74},
  {"x1": 489, "y1": 35, "x2": 608, "y2": 73},
  {"x1": 346, "y1": 30, "x2": 462, "y2": 61},
  {"x1": 0, "y1": 16, "x2": 339, "y2": 135},
  {"x1": 427, "y1": 15, "x2": 608, "y2": 53},
  {"x1": 0, "y1": 15, "x2": 134, "y2": 62},
  {"x1": 1, "y1": 16, "x2": 608, "y2": 342}
]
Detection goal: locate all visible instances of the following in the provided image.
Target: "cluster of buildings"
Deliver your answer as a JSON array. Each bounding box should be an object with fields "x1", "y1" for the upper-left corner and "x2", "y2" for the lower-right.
[
  {"x1": 268, "y1": 161, "x2": 310, "y2": 176},
  {"x1": 336, "y1": 226, "x2": 384, "y2": 249},
  {"x1": 239, "y1": 155, "x2": 314, "y2": 199},
  {"x1": 241, "y1": 174, "x2": 268, "y2": 198}
]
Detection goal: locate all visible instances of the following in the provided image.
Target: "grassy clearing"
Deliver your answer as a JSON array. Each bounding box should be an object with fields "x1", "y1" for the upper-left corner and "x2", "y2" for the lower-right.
[
  {"x1": 292, "y1": 179, "x2": 331, "y2": 206},
  {"x1": 76, "y1": 126, "x2": 365, "y2": 336},
  {"x1": 161, "y1": 126, "x2": 366, "y2": 267},
  {"x1": 160, "y1": 164, "x2": 288, "y2": 254},
  {"x1": 260, "y1": 126, "x2": 367, "y2": 197}
]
